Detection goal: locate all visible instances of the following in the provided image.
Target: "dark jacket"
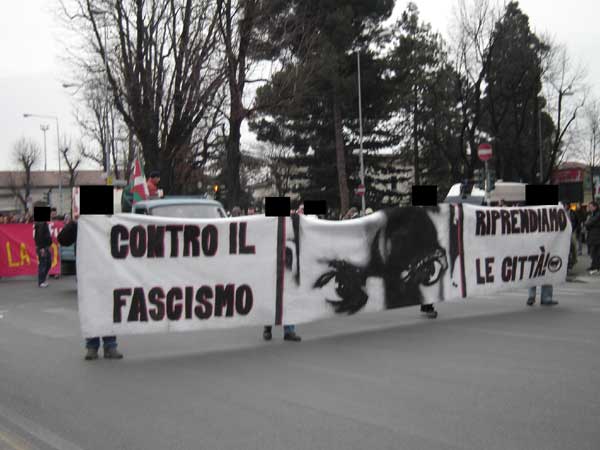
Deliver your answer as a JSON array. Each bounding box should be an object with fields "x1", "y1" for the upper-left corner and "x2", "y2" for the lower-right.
[
  {"x1": 585, "y1": 210, "x2": 600, "y2": 245},
  {"x1": 569, "y1": 210, "x2": 580, "y2": 233},
  {"x1": 34, "y1": 222, "x2": 52, "y2": 249},
  {"x1": 57, "y1": 221, "x2": 78, "y2": 247}
]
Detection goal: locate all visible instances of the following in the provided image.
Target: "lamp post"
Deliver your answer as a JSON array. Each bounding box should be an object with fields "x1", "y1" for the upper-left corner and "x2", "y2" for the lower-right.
[
  {"x1": 40, "y1": 124, "x2": 49, "y2": 171},
  {"x1": 90, "y1": 7, "x2": 111, "y2": 185},
  {"x1": 356, "y1": 52, "x2": 366, "y2": 216},
  {"x1": 24, "y1": 114, "x2": 62, "y2": 213}
]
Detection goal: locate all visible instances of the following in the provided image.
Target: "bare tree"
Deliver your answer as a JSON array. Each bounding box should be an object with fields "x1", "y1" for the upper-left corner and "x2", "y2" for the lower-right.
[
  {"x1": 8, "y1": 138, "x2": 40, "y2": 211},
  {"x1": 60, "y1": 0, "x2": 227, "y2": 194},
  {"x1": 541, "y1": 42, "x2": 588, "y2": 181},
  {"x1": 449, "y1": 0, "x2": 501, "y2": 179},
  {"x1": 59, "y1": 139, "x2": 83, "y2": 188}
]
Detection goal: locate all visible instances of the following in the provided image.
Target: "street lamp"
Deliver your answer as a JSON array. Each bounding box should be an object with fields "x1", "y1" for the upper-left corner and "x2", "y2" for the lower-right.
[
  {"x1": 24, "y1": 114, "x2": 63, "y2": 214},
  {"x1": 90, "y1": 7, "x2": 112, "y2": 184},
  {"x1": 356, "y1": 51, "x2": 366, "y2": 216},
  {"x1": 40, "y1": 124, "x2": 49, "y2": 171}
]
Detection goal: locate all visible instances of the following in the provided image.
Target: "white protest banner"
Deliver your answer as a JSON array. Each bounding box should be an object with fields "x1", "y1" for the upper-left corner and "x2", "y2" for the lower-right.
[
  {"x1": 77, "y1": 214, "x2": 278, "y2": 337},
  {"x1": 282, "y1": 204, "x2": 570, "y2": 324},
  {"x1": 78, "y1": 204, "x2": 571, "y2": 337}
]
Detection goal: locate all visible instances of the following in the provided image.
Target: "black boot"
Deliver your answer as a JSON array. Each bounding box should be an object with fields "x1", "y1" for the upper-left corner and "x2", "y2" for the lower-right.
[
  {"x1": 84, "y1": 347, "x2": 99, "y2": 361},
  {"x1": 283, "y1": 331, "x2": 302, "y2": 342},
  {"x1": 103, "y1": 346, "x2": 124, "y2": 359},
  {"x1": 420, "y1": 304, "x2": 438, "y2": 319},
  {"x1": 263, "y1": 326, "x2": 272, "y2": 341}
]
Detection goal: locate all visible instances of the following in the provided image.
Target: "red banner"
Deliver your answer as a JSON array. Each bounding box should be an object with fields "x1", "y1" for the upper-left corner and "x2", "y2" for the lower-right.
[{"x1": 0, "y1": 222, "x2": 64, "y2": 278}]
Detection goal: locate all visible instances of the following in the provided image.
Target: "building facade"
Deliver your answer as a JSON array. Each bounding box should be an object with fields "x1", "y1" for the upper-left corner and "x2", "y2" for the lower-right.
[{"x1": 0, "y1": 171, "x2": 105, "y2": 215}]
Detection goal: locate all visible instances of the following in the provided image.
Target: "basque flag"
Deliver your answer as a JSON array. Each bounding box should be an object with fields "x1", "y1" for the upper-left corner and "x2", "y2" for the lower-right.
[{"x1": 130, "y1": 158, "x2": 149, "y2": 205}]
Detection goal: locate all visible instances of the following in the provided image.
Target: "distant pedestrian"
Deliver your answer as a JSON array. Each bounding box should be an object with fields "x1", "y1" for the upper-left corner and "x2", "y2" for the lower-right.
[
  {"x1": 34, "y1": 215, "x2": 53, "y2": 288},
  {"x1": 147, "y1": 171, "x2": 161, "y2": 198},
  {"x1": 585, "y1": 201, "x2": 600, "y2": 274}
]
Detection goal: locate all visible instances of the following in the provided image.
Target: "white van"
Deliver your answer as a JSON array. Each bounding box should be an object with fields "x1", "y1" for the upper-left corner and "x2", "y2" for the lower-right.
[{"x1": 444, "y1": 181, "x2": 526, "y2": 205}]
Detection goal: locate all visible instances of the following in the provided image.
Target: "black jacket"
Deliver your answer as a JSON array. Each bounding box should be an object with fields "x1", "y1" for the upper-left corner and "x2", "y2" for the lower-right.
[
  {"x1": 34, "y1": 222, "x2": 52, "y2": 249},
  {"x1": 57, "y1": 221, "x2": 78, "y2": 247},
  {"x1": 585, "y1": 210, "x2": 600, "y2": 245}
]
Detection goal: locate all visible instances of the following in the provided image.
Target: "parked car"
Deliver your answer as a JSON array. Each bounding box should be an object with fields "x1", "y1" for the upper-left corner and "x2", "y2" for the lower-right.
[
  {"x1": 131, "y1": 198, "x2": 227, "y2": 218},
  {"x1": 60, "y1": 242, "x2": 76, "y2": 275}
]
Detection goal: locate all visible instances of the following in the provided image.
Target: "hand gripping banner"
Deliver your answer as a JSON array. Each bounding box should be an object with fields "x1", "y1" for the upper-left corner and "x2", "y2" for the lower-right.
[{"x1": 77, "y1": 204, "x2": 571, "y2": 337}]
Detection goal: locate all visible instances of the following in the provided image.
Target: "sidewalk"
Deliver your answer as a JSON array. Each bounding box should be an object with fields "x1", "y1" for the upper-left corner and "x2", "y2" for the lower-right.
[{"x1": 567, "y1": 245, "x2": 598, "y2": 282}]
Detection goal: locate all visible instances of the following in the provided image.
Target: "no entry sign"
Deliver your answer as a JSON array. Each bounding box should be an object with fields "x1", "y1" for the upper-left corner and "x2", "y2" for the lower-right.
[
  {"x1": 478, "y1": 143, "x2": 493, "y2": 161},
  {"x1": 356, "y1": 184, "x2": 366, "y2": 196}
]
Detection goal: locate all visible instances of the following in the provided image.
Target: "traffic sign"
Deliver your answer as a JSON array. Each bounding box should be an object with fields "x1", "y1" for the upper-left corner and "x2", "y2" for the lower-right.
[
  {"x1": 478, "y1": 143, "x2": 493, "y2": 161},
  {"x1": 356, "y1": 184, "x2": 366, "y2": 196}
]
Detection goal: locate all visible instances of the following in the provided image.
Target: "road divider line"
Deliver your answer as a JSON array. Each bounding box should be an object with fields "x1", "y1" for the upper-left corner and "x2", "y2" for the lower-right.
[{"x1": 0, "y1": 404, "x2": 85, "y2": 450}]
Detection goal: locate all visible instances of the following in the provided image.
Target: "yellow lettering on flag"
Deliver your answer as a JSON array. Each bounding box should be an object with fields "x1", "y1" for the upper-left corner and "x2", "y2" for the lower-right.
[
  {"x1": 20, "y1": 243, "x2": 31, "y2": 266},
  {"x1": 6, "y1": 242, "x2": 21, "y2": 267}
]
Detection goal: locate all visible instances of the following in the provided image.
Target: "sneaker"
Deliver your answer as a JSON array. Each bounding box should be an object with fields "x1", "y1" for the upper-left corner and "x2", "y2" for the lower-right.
[
  {"x1": 541, "y1": 300, "x2": 559, "y2": 306},
  {"x1": 39, "y1": 282, "x2": 49, "y2": 288},
  {"x1": 283, "y1": 332, "x2": 302, "y2": 342},
  {"x1": 84, "y1": 348, "x2": 99, "y2": 360},
  {"x1": 263, "y1": 326, "x2": 272, "y2": 341},
  {"x1": 589, "y1": 270, "x2": 598, "y2": 275},
  {"x1": 526, "y1": 297, "x2": 535, "y2": 306},
  {"x1": 103, "y1": 347, "x2": 124, "y2": 359}
]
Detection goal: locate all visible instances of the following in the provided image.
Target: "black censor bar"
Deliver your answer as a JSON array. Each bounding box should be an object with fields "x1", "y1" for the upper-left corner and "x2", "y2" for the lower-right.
[
  {"x1": 412, "y1": 185, "x2": 438, "y2": 206},
  {"x1": 80, "y1": 185, "x2": 114, "y2": 215}
]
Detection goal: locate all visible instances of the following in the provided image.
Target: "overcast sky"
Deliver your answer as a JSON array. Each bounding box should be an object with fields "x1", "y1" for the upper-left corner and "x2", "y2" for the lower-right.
[{"x1": 1, "y1": 0, "x2": 598, "y2": 172}]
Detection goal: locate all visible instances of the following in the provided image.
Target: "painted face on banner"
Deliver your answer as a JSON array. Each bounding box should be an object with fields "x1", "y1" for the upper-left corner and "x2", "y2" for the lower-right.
[{"x1": 286, "y1": 207, "x2": 452, "y2": 317}]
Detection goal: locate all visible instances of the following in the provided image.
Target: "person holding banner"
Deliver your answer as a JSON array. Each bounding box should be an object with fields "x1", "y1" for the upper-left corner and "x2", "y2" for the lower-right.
[
  {"x1": 526, "y1": 285, "x2": 556, "y2": 306},
  {"x1": 57, "y1": 220, "x2": 124, "y2": 360},
  {"x1": 34, "y1": 214, "x2": 53, "y2": 288}
]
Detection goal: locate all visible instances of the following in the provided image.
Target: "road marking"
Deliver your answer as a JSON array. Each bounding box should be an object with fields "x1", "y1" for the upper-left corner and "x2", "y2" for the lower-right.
[
  {"x1": 0, "y1": 405, "x2": 84, "y2": 450},
  {"x1": 0, "y1": 429, "x2": 33, "y2": 450}
]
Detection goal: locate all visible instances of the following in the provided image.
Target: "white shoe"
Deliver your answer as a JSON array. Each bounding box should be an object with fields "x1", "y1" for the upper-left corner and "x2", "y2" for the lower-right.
[
  {"x1": 39, "y1": 282, "x2": 49, "y2": 288},
  {"x1": 589, "y1": 270, "x2": 598, "y2": 275}
]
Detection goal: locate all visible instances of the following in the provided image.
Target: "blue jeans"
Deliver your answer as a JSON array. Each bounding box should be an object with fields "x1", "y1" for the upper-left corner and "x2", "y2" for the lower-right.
[
  {"x1": 86, "y1": 336, "x2": 117, "y2": 350},
  {"x1": 37, "y1": 247, "x2": 52, "y2": 285},
  {"x1": 528, "y1": 285, "x2": 553, "y2": 303},
  {"x1": 265, "y1": 325, "x2": 296, "y2": 334}
]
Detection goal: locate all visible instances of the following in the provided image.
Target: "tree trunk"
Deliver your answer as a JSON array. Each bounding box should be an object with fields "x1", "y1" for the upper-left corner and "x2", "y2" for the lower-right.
[
  {"x1": 225, "y1": 109, "x2": 243, "y2": 209},
  {"x1": 332, "y1": 92, "x2": 349, "y2": 214},
  {"x1": 413, "y1": 93, "x2": 419, "y2": 185}
]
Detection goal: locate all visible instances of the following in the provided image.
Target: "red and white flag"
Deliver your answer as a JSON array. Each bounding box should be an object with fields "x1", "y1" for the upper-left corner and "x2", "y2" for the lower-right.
[{"x1": 130, "y1": 158, "x2": 149, "y2": 205}]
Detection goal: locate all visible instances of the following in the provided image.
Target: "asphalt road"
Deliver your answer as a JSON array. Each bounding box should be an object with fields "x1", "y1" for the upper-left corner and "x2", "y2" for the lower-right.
[{"x1": 0, "y1": 258, "x2": 599, "y2": 450}]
